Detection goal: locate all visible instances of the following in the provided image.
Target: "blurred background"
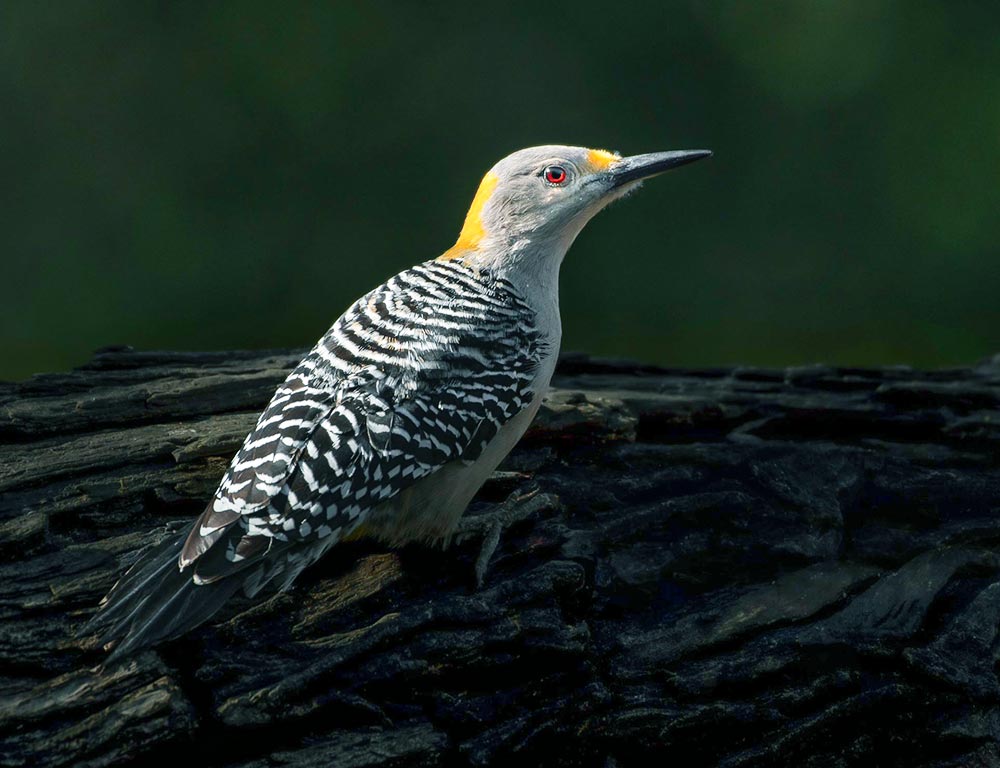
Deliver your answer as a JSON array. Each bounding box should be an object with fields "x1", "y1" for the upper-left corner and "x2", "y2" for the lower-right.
[{"x1": 2, "y1": 1, "x2": 998, "y2": 381}]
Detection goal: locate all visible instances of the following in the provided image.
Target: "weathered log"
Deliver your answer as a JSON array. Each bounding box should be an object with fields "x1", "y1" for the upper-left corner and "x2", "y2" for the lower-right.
[{"x1": 1, "y1": 347, "x2": 999, "y2": 767}]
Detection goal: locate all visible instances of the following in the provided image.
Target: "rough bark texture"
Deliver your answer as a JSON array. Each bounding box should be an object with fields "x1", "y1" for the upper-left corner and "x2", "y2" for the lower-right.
[{"x1": 2, "y1": 347, "x2": 1000, "y2": 767}]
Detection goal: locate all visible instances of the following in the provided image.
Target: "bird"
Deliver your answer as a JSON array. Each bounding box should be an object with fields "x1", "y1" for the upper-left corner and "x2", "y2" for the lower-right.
[{"x1": 86, "y1": 144, "x2": 712, "y2": 659}]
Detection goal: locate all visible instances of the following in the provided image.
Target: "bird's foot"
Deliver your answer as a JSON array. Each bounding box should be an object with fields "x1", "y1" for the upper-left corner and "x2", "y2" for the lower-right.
[{"x1": 455, "y1": 483, "x2": 558, "y2": 587}]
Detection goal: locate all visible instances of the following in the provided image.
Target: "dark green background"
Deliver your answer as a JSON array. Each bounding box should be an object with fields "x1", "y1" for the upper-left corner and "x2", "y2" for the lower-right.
[{"x1": 3, "y1": 2, "x2": 998, "y2": 381}]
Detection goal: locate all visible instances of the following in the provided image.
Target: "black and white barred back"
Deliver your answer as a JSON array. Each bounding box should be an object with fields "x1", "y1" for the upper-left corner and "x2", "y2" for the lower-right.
[{"x1": 90, "y1": 258, "x2": 547, "y2": 657}]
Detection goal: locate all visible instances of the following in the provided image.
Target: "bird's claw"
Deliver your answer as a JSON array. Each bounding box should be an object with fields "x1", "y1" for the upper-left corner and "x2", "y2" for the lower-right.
[{"x1": 457, "y1": 483, "x2": 556, "y2": 587}]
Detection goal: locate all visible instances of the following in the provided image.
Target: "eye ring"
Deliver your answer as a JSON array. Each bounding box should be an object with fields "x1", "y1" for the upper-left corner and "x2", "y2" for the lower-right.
[{"x1": 543, "y1": 165, "x2": 568, "y2": 185}]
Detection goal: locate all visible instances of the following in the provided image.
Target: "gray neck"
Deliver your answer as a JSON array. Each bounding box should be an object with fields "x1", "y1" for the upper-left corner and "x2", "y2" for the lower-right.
[
  {"x1": 491, "y1": 230, "x2": 579, "y2": 356},
  {"x1": 490, "y1": 213, "x2": 588, "y2": 291}
]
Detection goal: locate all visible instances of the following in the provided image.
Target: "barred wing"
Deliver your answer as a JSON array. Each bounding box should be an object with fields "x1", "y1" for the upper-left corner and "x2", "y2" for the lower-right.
[
  {"x1": 177, "y1": 378, "x2": 340, "y2": 567},
  {"x1": 182, "y1": 259, "x2": 546, "y2": 584}
]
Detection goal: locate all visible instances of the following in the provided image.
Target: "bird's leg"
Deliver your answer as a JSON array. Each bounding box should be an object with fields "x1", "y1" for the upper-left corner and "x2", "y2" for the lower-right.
[
  {"x1": 471, "y1": 491, "x2": 538, "y2": 587},
  {"x1": 455, "y1": 484, "x2": 557, "y2": 587}
]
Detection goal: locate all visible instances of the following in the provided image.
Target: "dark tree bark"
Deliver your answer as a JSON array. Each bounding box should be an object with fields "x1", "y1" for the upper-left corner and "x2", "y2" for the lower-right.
[{"x1": 1, "y1": 347, "x2": 1000, "y2": 767}]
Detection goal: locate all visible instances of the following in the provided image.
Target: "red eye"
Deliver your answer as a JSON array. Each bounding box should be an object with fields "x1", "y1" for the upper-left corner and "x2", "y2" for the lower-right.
[{"x1": 543, "y1": 165, "x2": 568, "y2": 185}]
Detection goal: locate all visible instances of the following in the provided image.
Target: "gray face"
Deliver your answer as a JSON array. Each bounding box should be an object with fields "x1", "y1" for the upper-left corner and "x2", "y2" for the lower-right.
[
  {"x1": 479, "y1": 145, "x2": 627, "y2": 244},
  {"x1": 458, "y1": 145, "x2": 712, "y2": 250}
]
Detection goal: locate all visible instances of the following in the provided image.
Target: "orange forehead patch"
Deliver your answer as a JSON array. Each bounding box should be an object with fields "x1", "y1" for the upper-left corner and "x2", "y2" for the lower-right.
[
  {"x1": 586, "y1": 148, "x2": 621, "y2": 171},
  {"x1": 438, "y1": 171, "x2": 499, "y2": 260}
]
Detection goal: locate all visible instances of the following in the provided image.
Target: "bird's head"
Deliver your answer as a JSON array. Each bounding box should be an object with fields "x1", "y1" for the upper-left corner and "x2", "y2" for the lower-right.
[{"x1": 439, "y1": 144, "x2": 711, "y2": 266}]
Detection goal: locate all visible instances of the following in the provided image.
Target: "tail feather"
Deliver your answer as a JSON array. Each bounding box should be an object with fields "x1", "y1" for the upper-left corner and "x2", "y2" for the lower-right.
[
  {"x1": 84, "y1": 528, "x2": 247, "y2": 661},
  {"x1": 84, "y1": 510, "x2": 324, "y2": 660},
  {"x1": 87, "y1": 533, "x2": 184, "y2": 629}
]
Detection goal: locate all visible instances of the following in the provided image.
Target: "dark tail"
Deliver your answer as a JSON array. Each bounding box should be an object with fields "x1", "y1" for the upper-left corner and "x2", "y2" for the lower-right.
[{"x1": 83, "y1": 528, "x2": 244, "y2": 662}]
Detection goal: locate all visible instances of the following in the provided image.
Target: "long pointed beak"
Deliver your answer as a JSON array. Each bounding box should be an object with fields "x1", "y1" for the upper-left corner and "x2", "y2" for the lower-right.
[{"x1": 609, "y1": 149, "x2": 712, "y2": 187}]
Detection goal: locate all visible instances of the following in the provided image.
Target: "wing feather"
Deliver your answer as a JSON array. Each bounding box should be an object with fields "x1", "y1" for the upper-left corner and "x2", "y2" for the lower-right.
[
  {"x1": 183, "y1": 263, "x2": 545, "y2": 585},
  {"x1": 90, "y1": 260, "x2": 548, "y2": 655}
]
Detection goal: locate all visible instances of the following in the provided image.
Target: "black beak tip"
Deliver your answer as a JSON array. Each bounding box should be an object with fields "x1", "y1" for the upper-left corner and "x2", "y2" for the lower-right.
[
  {"x1": 610, "y1": 149, "x2": 714, "y2": 187},
  {"x1": 674, "y1": 149, "x2": 714, "y2": 167}
]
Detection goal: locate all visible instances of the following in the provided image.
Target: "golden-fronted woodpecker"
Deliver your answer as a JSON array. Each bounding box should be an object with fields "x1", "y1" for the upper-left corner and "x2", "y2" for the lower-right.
[{"x1": 88, "y1": 144, "x2": 712, "y2": 658}]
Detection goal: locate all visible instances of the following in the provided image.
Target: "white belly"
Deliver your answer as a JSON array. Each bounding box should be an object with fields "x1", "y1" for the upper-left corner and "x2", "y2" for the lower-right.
[{"x1": 362, "y1": 351, "x2": 558, "y2": 547}]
